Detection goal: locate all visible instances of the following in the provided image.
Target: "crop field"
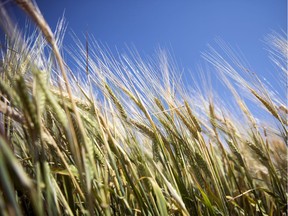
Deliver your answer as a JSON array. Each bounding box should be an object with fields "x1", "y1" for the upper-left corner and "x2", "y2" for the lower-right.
[{"x1": 0, "y1": 1, "x2": 287, "y2": 215}]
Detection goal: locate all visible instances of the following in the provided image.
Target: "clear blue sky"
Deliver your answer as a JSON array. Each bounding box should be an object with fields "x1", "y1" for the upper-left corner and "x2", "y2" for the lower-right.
[
  {"x1": 1, "y1": 0, "x2": 287, "y2": 97},
  {"x1": 35, "y1": 1, "x2": 286, "y2": 66}
]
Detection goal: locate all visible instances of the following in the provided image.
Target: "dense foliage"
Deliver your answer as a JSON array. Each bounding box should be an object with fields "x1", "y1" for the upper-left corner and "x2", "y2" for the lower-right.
[{"x1": 0, "y1": 1, "x2": 287, "y2": 215}]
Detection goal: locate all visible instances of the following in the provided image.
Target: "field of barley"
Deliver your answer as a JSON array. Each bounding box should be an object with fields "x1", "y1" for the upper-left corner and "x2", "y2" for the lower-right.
[{"x1": 0, "y1": 1, "x2": 287, "y2": 215}]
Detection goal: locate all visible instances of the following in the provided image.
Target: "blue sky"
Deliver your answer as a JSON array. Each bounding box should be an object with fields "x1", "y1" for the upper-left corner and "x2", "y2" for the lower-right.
[
  {"x1": 4, "y1": 1, "x2": 287, "y2": 69},
  {"x1": 35, "y1": 1, "x2": 286, "y2": 66},
  {"x1": 1, "y1": 0, "x2": 287, "y2": 99},
  {"x1": 41, "y1": 1, "x2": 286, "y2": 100}
]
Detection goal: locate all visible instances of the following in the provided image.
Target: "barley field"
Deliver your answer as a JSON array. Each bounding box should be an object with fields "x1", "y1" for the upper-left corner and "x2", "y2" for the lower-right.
[{"x1": 0, "y1": 1, "x2": 287, "y2": 215}]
